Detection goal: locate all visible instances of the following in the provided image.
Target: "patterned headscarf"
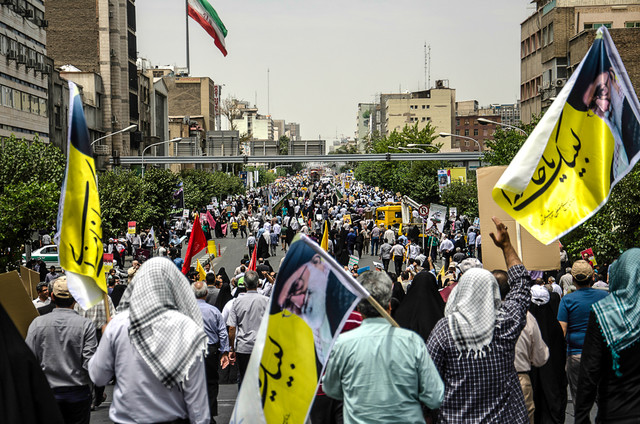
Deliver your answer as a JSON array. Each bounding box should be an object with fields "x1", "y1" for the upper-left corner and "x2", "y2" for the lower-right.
[
  {"x1": 445, "y1": 268, "x2": 502, "y2": 358},
  {"x1": 117, "y1": 257, "x2": 207, "y2": 388},
  {"x1": 592, "y1": 248, "x2": 639, "y2": 376}
]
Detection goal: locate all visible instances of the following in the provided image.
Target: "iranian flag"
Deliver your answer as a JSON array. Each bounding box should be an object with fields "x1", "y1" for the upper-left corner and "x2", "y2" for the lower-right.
[{"x1": 187, "y1": 0, "x2": 228, "y2": 56}]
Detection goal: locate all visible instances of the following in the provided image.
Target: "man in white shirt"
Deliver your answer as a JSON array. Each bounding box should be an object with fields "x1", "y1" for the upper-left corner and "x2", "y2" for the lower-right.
[
  {"x1": 32, "y1": 282, "x2": 51, "y2": 307},
  {"x1": 383, "y1": 226, "x2": 396, "y2": 245}
]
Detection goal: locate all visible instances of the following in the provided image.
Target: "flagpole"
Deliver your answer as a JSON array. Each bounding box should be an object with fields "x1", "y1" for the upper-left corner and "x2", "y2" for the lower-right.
[{"x1": 185, "y1": 0, "x2": 190, "y2": 75}]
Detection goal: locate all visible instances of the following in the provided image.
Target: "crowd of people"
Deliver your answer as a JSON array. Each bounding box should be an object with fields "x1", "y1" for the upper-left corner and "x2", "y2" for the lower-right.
[{"x1": 10, "y1": 171, "x2": 640, "y2": 424}]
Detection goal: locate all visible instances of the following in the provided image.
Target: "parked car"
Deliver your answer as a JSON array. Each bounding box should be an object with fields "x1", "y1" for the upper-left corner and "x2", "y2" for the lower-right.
[{"x1": 23, "y1": 244, "x2": 59, "y2": 267}]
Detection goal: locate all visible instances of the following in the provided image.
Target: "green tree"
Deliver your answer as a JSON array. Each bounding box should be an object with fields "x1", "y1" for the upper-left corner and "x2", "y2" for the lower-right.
[
  {"x1": 98, "y1": 169, "x2": 145, "y2": 238},
  {"x1": 278, "y1": 135, "x2": 290, "y2": 156},
  {"x1": 439, "y1": 180, "x2": 479, "y2": 218},
  {"x1": 482, "y1": 116, "x2": 541, "y2": 166},
  {"x1": 561, "y1": 165, "x2": 640, "y2": 265},
  {"x1": 0, "y1": 135, "x2": 66, "y2": 270}
]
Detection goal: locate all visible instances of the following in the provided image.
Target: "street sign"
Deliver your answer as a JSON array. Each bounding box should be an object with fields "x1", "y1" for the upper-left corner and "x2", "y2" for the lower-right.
[{"x1": 418, "y1": 204, "x2": 429, "y2": 217}]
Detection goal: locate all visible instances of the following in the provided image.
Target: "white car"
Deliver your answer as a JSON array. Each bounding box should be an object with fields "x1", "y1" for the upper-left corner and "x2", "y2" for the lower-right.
[{"x1": 23, "y1": 245, "x2": 60, "y2": 267}]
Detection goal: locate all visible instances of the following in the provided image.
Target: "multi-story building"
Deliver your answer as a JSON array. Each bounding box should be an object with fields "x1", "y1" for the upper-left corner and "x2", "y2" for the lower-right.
[
  {"x1": 231, "y1": 101, "x2": 274, "y2": 140},
  {"x1": 285, "y1": 122, "x2": 301, "y2": 141},
  {"x1": 272, "y1": 119, "x2": 285, "y2": 140},
  {"x1": 164, "y1": 76, "x2": 217, "y2": 132},
  {"x1": 0, "y1": 1, "x2": 50, "y2": 142},
  {"x1": 521, "y1": 0, "x2": 640, "y2": 123},
  {"x1": 356, "y1": 103, "x2": 378, "y2": 152},
  {"x1": 455, "y1": 101, "x2": 501, "y2": 152},
  {"x1": 378, "y1": 81, "x2": 457, "y2": 151},
  {"x1": 46, "y1": 0, "x2": 137, "y2": 157},
  {"x1": 480, "y1": 103, "x2": 521, "y2": 127}
]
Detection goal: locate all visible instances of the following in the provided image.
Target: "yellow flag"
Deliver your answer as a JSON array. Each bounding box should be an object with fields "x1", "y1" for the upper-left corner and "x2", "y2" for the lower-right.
[
  {"x1": 493, "y1": 27, "x2": 640, "y2": 244},
  {"x1": 207, "y1": 239, "x2": 217, "y2": 257},
  {"x1": 320, "y1": 221, "x2": 329, "y2": 251},
  {"x1": 55, "y1": 81, "x2": 105, "y2": 309},
  {"x1": 196, "y1": 259, "x2": 207, "y2": 281}
]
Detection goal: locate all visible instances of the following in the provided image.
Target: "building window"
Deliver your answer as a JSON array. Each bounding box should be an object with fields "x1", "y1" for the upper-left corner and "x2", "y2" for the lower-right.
[
  {"x1": 474, "y1": 129, "x2": 479, "y2": 136},
  {"x1": 464, "y1": 120, "x2": 469, "y2": 125},
  {"x1": 456, "y1": 119, "x2": 460, "y2": 126},
  {"x1": 542, "y1": 27, "x2": 548, "y2": 46},
  {"x1": 464, "y1": 129, "x2": 469, "y2": 136},
  {"x1": 483, "y1": 129, "x2": 488, "y2": 136},
  {"x1": 584, "y1": 23, "x2": 612, "y2": 30},
  {"x1": 549, "y1": 23, "x2": 554, "y2": 43},
  {"x1": 455, "y1": 130, "x2": 460, "y2": 135},
  {"x1": 422, "y1": 117, "x2": 426, "y2": 122},
  {"x1": 625, "y1": 22, "x2": 640, "y2": 28}
]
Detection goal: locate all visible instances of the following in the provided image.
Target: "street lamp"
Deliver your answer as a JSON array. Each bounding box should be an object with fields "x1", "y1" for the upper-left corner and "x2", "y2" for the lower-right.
[
  {"x1": 405, "y1": 144, "x2": 440, "y2": 153},
  {"x1": 477, "y1": 118, "x2": 528, "y2": 136},
  {"x1": 141, "y1": 138, "x2": 182, "y2": 178},
  {"x1": 388, "y1": 146, "x2": 427, "y2": 153},
  {"x1": 439, "y1": 132, "x2": 483, "y2": 152},
  {"x1": 91, "y1": 124, "x2": 137, "y2": 146}
]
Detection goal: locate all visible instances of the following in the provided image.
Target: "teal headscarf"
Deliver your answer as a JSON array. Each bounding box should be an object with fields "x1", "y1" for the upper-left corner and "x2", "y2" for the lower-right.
[{"x1": 592, "y1": 248, "x2": 640, "y2": 377}]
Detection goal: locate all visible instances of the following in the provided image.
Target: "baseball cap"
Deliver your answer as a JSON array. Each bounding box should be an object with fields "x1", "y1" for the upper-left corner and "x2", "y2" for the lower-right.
[
  {"x1": 52, "y1": 277, "x2": 71, "y2": 299},
  {"x1": 571, "y1": 260, "x2": 594, "y2": 282},
  {"x1": 449, "y1": 261, "x2": 458, "y2": 269}
]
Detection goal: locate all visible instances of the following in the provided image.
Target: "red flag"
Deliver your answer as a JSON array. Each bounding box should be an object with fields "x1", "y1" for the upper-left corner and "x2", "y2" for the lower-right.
[
  {"x1": 247, "y1": 244, "x2": 258, "y2": 271},
  {"x1": 206, "y1": 210, "x2": 216, "y2": 229},
  {"x1": 182, "y1": 214, "x2": 208, "y2": 274}
]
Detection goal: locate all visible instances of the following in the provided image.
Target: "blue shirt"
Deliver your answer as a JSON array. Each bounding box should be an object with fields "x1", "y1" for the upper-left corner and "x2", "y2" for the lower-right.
[
  {"x1": 173, "y1": 257, "x2": 184, "y2": 270},
  {"x1": 467, "y1": 231, "x2": 476, "y2": 246},
  {"x1": 558, "y1": 287, "x2": 609, "y2": 355},
  {"x1": 196, "y1": 299, "x2": 229, "y2": 352},
  {"x1": 323, "y1": 318, "x2": 443, "y2": 423}
]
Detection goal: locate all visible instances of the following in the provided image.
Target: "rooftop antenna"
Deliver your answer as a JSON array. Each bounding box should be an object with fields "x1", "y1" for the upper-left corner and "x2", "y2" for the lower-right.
[
  {"x1": 424, "y1": 42, "x2": 427, "y2": 90},
  {"x1": 427, "y1": 44, "x2": 431, "y2": 89},
  {"x1": 254, "y1": 91, "x2": 257, "y2": 108},
  {"x1": 267, "y1": 68, "x2": 270, "y2": 116}
]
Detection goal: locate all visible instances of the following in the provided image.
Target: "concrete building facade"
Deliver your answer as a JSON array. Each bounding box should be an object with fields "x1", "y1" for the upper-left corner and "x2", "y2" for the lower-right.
[
  {"x1": 0, "y1": 1, "x2": 50, "y2": 142},
  {"x1": 46, "y1": 0, "x2": 137, "y2": 156},
  {"x1": 379, "y1": 82, "x2": 457, "y2": 151},
  {"x1": 285, "y1": 122, "x2": 301, "y2": 141},
  {"x1": 289, "y1": 139, "x2": 326, "y2": 156},
  {"x1": 164, "y1": 76, "x2": 217, "y2": 133},
  {"x1": 521, "y1": 0, "x2": 640, "y2": 123}
]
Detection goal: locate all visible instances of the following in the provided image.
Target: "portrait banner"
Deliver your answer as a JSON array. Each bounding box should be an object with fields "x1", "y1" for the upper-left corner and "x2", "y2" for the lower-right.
[
  {"x1": 426, "y1": 203, "x2": 447, "y2": 234},
  {"x1": 493, "y1": 27, "x2": 640, "y2": 244},
  {"x1": 230, "y1": 235, "x2": 369, "y2": 424}
]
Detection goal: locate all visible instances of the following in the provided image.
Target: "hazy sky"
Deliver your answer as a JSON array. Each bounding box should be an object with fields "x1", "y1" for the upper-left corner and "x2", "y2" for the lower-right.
[{"x1": 136, "y1": 0, "x2": 534, "y2": 141}]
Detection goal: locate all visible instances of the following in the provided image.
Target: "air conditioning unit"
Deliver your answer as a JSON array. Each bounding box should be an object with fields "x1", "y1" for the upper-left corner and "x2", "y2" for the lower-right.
[
  {"x1": 555, "y1": 79, "x2": 567, "y2": 88},
  {"x1": 39, "y1": 19, "x2": 48, "y2": 28},
  {"x1": 44, "y1": 64, "x2": 52, "y2": 74},
  {"x1": 7, "y1": 49, "x2": 17, "y2": 60},
  {"x1": 26, "y1": 58, "x2": 35, "y2": 68},
  {"x1": 17, "y1": 54, "x2": 27, "y2": 64},
  {"x1": 35, "y1": 62, "x2": 45, "y2": 72},
  {"x1": 538, "y1": 87, "x2": 545, "y2": 94},
  {"x1": 0, "y1": 0, "x2": 15, "y2": 5},
  {"x1": 12, "y1": 4, "x2": 24, "y2": 14},
  {"x1": 24, "y1": 8, "x2": 33, "y2": 18}
]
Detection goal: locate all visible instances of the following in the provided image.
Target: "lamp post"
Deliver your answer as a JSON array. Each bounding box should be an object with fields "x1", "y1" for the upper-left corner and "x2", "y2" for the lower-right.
[
  {"x1": 405, "y1": 144, "x2": 440, "y2": 153},
  {"x1": 389, "y1": 146, "x2": 428, "y2": 153},
  {"x1": 141, "y1": 138, "x2": 182, "y2": 178},
  {"x1": 438, "y1": 132, "x2": 483, "y2": 152},
  {"x1": 91, "y1": 124, "x2": 137, "y2": 146},
  {"x1": 477, "y1": 118, "x2": 528, "y2": 136}
]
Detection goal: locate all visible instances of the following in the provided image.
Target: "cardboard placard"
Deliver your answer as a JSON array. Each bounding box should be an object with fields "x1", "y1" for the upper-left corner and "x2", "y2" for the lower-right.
[
  {"x1": 477, "y1": 166, "x2": 560, "y2": 271},
  {"x1": 20, "y1": 266, "x2": 40, "y2": 299},
  {"x1": 0, "y1": 271, "x2": 39, "y2": 338},
  {"x1": 128, "y1": 221, "x2": 136, "y2": 234}
]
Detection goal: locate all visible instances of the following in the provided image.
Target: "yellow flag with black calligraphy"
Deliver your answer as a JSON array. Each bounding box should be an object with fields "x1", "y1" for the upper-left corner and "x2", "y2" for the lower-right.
[
  {"x1": 230, "y1": 235, "x2": 369, "y2": 424},
  {"x1": 493, "y1": 27, "x2": 640, "y2": 245},
  {"x1": 55, "y1": 81, "x2": 105, "y2": 309}
]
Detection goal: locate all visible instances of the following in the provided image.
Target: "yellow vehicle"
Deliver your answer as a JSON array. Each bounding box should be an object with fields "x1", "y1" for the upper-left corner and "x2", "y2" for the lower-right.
[{"x1": 375, "y1": 203, "x2": 405, "y2": 229}]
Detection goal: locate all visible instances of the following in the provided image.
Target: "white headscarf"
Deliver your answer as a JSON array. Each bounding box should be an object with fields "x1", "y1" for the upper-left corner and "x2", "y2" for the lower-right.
[
  {"x1": 531, "y1": 285, "x2": 550, "y2": 305},
  {"x1": 445, "y1": 268, "x2": 502, "y2": 358}
]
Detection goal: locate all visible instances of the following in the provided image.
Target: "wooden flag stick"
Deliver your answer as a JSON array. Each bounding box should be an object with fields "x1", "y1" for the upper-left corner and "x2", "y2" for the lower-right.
[
  {"x1": 103, "y1": 291, "x2": 111, "y2": 321},
  {"x1": 365, "y1": 295, "x2": 399, "y2": 327}
]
